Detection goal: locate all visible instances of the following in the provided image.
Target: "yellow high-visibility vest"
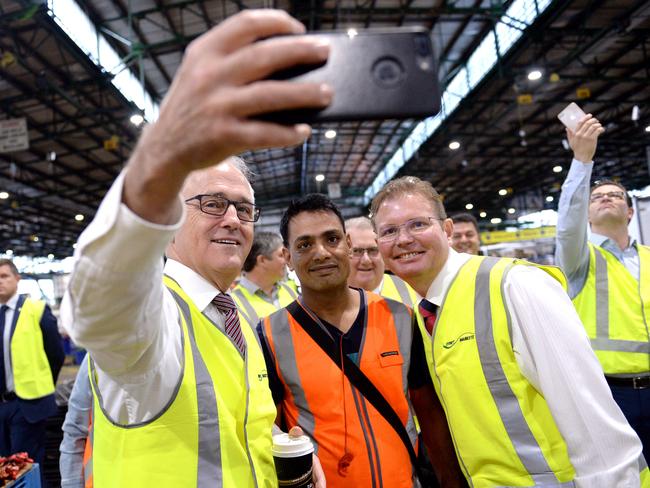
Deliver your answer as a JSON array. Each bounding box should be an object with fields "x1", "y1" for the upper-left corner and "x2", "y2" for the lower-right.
[
  {"x1": 10, "y1": 297, "x2": 55, "y2": 400},
  {"x1": 232, "y1": 280, "x2": 298, "y2": 329},
  {"x1": 423, "y1": 256, "x2": 576, "y2": 487},
  {"x1": 572, "y1": 243, "x2": 650, "y2": 375},
  {"x1": 87, "y1": 276, "x2": 277, "y2": 487}
]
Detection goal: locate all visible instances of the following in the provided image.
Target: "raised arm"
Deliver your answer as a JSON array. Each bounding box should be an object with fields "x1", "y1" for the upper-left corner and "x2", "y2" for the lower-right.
[{"x1": 555, "y1": 115, "x2": 604, "y2": 295}]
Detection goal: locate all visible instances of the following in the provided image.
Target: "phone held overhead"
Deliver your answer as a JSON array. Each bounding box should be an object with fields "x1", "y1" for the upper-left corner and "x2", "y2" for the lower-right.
[
  {"x1": 260, "y1": 27, "x2": 441, "y2": 124},
  {"x1": 557, "y1": 102, "x2": 587, "y2": 132}
]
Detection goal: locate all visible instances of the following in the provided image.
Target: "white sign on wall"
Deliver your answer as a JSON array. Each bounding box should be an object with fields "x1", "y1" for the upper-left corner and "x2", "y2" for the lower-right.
[{"x1": 0, "y1": 118, "x2": 29, "y2": 153}]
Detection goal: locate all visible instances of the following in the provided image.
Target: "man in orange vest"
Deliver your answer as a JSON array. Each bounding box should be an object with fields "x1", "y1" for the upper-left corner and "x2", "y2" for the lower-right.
[{"x1": 258, "y1": 194, "x2": 465, "y2": 488}]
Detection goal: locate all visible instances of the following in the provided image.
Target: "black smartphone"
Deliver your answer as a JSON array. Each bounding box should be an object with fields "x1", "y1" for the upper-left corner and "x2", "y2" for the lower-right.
[{"x1": 260, "y1": 27, "x2": 441, "y2": 124}]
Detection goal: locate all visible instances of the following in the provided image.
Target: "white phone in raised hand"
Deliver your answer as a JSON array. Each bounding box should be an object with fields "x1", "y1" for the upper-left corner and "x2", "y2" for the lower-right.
[{"x1": 557, "y1": 102, "x2": 586, "y2": 132}]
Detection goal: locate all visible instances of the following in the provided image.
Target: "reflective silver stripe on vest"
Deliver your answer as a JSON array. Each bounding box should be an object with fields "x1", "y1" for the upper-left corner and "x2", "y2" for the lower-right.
[
  {"x1": 280, "y1": 282, "x2": 299, "y2": 300},
  {"x1": 591, "y1": 248, "x2": 650, "y2": 354},
  {"x1": 382, "y1": 298, "x2": 418, "y2": 447},
  {"x1": 232, "y1": 288, "x2": 259, "y2": 329},
  {"x1": 475, "y1": 258, "x2": 569, "y2": 487},
  {"x1": 169, "y1": 290, "x2": 224, "y2": 487},
  {"x1": 389, "y1": 276, "x2": 414, "y2": 308},
  {"x1": 85, "y1": 398, "x2": 93, "y2": 483},
  {"x1": 267, "y1": 310, "x2": 318, "y2": 447}
]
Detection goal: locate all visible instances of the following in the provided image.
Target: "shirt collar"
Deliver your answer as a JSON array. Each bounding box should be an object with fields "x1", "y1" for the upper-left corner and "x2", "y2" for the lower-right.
[
  {"x1": 239, "y1": 276, "x2": 260, "y2": 295},
  {"x1": 589, "y1": 231, "x2": 636, "y2": 252},
  {"x1": 423, "y1": 248, "x2": 472, "y2": 306},
  {"x1": 372, "y1": 276, "x2": 385, "y2": 294},
  {"x1": 1, "y1": 293, "x2": 19, "y2": 309},
  {"x1": 164, "y1": 259, "x2": 225, "y2": 312}
]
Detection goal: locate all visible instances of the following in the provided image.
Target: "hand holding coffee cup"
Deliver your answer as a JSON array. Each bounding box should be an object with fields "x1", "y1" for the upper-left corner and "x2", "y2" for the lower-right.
[{"x1": 273, "y1": 427, "x2": 317, "y2": 487}]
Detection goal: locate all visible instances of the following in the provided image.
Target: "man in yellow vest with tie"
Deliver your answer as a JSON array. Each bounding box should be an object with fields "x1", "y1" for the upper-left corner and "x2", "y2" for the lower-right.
[
  {"x1": 345, "y1": 217, "x2": 418, "y2": 308},
  {"x1": 556, "y1": 114, "x2": 650, "y2": 461},
  {"x1": 232, "y1": 232, "x2": 298, "y2": 329},
  {"x1": 371, "y1": 175, "x2": 647, "y2": 487},
  {"x1": 0, "y1": 259, "x2": 64, "y2": 486},
  {"x1": 60, "y1": 9, "x2": 331, "y2": 487}
]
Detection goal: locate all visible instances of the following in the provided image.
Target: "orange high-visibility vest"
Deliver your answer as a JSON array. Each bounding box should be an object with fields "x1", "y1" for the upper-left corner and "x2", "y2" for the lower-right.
[{"x1": 261, "y1": 291, "x2": 418, "y2": 488}]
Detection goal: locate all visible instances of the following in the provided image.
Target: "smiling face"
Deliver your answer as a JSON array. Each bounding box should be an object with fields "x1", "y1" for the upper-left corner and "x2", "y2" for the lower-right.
[
  {"x1": 347, "y1": 225, "x2": 384, "y2": 290},
  {"x1": 588, "y1": 183, "x2": 633, "y2": 228},
  {"x1": 373, "y1": 193, "x2": 453, "y2": 296},
  {"x1": 286, "y1": 210, "x2": 351, "y2": 293},
  {"x1": 451, "y1": 221, "x2": 480, "y2": 255},
  {"x1": 167, "y1": 161, "x2": 255, "y2": 291}
]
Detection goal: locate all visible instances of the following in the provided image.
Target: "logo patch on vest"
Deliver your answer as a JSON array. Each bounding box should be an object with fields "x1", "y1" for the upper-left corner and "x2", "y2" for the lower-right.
[
  {"x1": 442, "y1": 332, "x2": 475, "y2": 349},
  {"x1": 258, "y1": 370, "x2": 268, "y2": 381},
  {"x1": 380, "y1": 351, "x2": 399, "y2": 357}
]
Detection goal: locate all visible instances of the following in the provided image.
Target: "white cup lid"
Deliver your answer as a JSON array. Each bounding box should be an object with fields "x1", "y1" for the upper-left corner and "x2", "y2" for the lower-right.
[{"x1": 272, "y1": 433, "x2": 314, "y2": 458}]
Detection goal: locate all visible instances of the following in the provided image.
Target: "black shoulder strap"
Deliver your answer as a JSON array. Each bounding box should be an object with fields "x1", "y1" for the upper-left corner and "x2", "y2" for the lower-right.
[{"x1": 286, "y1": 300, "x2": 424, "y2": 483}]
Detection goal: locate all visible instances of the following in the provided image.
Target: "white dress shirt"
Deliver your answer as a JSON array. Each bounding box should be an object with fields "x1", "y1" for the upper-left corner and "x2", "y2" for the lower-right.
[
  {"x1": 423, "y1": 249, "x2": 643, "y2": 487},
  {"x1": 62, "y1": 171, "x2": 229, "y2": 425}
]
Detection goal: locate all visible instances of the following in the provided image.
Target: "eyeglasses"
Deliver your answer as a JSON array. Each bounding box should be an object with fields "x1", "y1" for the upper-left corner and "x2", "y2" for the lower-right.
[
  {"x1": 350, "y1": 247, "x2": 380, "y2": 259},
  {"x1": 184, "y1": 194, "x2": 261, "y2": 222},
  {"x1": 589, "y1": 191, "x2": 626, "y2": 203},
  {"x1": 377, "y1": 216, "x2": 442, "y2": 242}
]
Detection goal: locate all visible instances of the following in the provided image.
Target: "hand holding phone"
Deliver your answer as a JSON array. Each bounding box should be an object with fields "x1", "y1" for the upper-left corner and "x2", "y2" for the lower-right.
[
  {"x1": 260, "y1": 27, "x2": 441, "y2": 124},
  {"x1": 557, "y1": 102, "x2": 586, "y2": 132}
]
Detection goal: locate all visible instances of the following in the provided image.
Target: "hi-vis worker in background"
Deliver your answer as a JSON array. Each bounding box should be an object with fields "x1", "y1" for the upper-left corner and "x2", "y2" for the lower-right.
[
  {"x1": 232, "y1": 232, "x2": 298, "y2": 329},
  {"x1": 556, "y1": 114, "x2": 650, "y2": 465}
]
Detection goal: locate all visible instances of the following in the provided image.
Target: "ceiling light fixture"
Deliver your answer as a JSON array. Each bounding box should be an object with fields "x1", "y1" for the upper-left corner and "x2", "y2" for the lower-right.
[
  {"x1": 479, "y1": 211, "x2": 487, "y2": 218},
  {"x1": 5, "y1": 250, "x2": 13, "y2": 256},
  {"x1": 527, "y1": 69, "x2": 543, "y2": 81},
  {"x1": 465, "y1": 203, "x2": 474, "y2": 210},
  {"x1": 546, "y1": 196, "x2": 554, "y2": 202},
  {"x1": 645, "y1": 125, "x2": 650, "y2": 133},
  {"x1": 324, "y1": 129, "x2": 337, "y2": 139},
  {"x1": 491, "y1": 217, "x2": 502, "y2": 224},
  {"x1": 48, "y1": 254, "x2": 54, "y2": 260},
  {"x1": 130, "y1": 114, "x2": 144, "y2": 126},
  {"x1": 498, "y1": 189, "x2": 508, "y2": 196},
  {"x1": 448, "y1": 141, "x2": 461, "y2": 150},
  {"x1": 0, "y1": 191, "x2": 8, "y2": 199},
  {"x1": 508, "y1": 208, "x2": 516, "y2": 214},
  {"x1": 347, "y1": 28, "x2": 358, "y2": 39},
  {"x1": 75, "y1": 214, "x2": 84, "y2": 222},
  {"x1": 553, "y1": 165, "x2": 563, "y2": 173},
  {"x1": 315, "y1": 174, "x2": 325, "y2": 182}
]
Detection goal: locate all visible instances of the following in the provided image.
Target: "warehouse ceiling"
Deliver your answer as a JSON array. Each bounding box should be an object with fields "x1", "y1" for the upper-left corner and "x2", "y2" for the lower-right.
[{"x1": 1, "y1": 0, "x2": 649, "y2": 257}]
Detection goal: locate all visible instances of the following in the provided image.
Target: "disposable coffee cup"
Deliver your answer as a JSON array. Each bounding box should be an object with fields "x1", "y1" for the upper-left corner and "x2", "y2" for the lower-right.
[{"x1": 272, "y1": 433, "x2": 315, "y2": 488}]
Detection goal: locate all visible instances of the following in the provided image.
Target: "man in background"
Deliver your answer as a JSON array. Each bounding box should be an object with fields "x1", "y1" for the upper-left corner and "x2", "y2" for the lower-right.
[
  {"x1": 449, "y1": 213, "x2": 481, "y2": 255},
  {"x1": 232, "y1": 231, "x2": 298, "y2": 328},
  {"x1": 346, "y1": 216, "x2": 418, "y2": 308}
]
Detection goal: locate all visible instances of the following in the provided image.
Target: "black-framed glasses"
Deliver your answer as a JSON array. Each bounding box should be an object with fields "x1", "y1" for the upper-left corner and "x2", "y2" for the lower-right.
[
  {"x1": 350, "y1": 247, "x2": 380, "y2": 259},
  {"x1": 377, "y1": 216, "x2": 442, "y2": 242},
  {"x1": 589, "y1": 191, "x2": 626, "y2": 203},
  {"x1": 184, "y1": 194, "x2": 261, "y2": 222}
]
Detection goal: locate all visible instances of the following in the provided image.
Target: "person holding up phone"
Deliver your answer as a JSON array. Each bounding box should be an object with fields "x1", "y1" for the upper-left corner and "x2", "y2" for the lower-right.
[
  {"x1": 555, "y1": 114, "x2": 650, "y2": 463},
  {"x1": 60, "y1": 9, "x2": 332, "y2": 487}
]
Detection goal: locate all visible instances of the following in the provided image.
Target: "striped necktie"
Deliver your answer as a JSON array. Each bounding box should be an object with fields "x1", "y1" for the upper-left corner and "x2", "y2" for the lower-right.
[
  {"x1": 212, "y1": 293, "x2": 246, "y2": 356},
  {"x1": 418, "y1": 298, "x2": 438, "y2": 335}
]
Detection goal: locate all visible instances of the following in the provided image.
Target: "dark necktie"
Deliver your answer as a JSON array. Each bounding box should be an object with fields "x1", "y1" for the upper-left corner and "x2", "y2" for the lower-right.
[
  {"x1": 418, "y1": 298, "x2": 438, "y2": 335},
  {"x1": 0, "y1": 305, "x2": 8, "y2": 393},
  {"x1": 212, "y1": 294, "x2": 246, "y2": 356}
]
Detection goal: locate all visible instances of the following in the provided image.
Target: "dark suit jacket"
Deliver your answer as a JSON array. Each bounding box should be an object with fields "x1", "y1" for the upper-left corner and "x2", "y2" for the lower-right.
[{"x1": 10, "y1": 294, "x2": 65, "y2": 423}]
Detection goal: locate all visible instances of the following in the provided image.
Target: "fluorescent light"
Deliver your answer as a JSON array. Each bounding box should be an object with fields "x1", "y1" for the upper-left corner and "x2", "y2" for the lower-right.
[
  {"x1": 498, "y1": 189, "x2": 508, "y2": 196},
  {"x1": 553, "y1": 165, "x2": 563, "y2": 173},
  {"x1": 490, "y1": 217, "x2": 502, "y2": 224},
  {"x1": 465, "y1": 203, "x2": 474, "y2": 210},
  {"x1": 130, "y1": 114, "x2": 144, "y2": 126},
  {"x1": 75, "y1": 214, "x2": 84, "y2": 222},
  {"x1": 448, "y1": 141, "x2": 461, "y2": 150},
  {"x1": 527, "y1": 69, "x2": 543, "y2": 81},
  {"x1": 0, "y1": 191, "x2": 8, "y2": 199},
  {"x1": 508, "y1": 208, "x2": 516, "y2": 214},
  {"x1": 324, "y1": 130, "x2": 337, "y2": 139},
  {"x1": 479, "y1": 211, "x2": 487, "y2": 218},
  {"x1": 546, "y1": 196, "x2": 554, "y2": 202},
  {"x1": 315, "y1": 174, "x2": 325, "y2": 182}
]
